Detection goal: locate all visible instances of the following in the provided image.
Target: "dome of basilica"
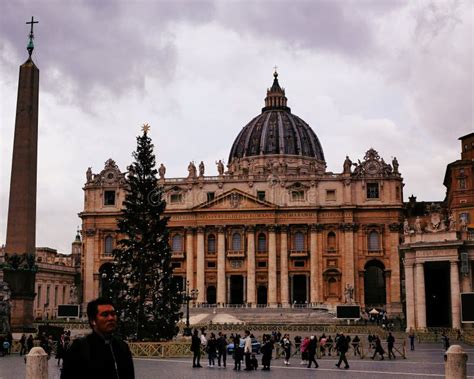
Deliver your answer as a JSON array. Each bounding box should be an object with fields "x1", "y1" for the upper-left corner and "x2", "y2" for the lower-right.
[{"x1": 228, "y1": 72, "x2": 325, "y2": 164}]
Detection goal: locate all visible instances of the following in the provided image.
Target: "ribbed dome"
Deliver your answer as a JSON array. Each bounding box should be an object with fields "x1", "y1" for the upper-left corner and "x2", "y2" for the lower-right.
[{"x1": 228, "y1": 72, "x2": 325, "y2": 163}]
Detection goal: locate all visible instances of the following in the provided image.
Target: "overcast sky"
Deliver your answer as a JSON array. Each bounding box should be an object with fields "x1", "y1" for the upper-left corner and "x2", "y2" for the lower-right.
[{"x1": 0, "y1": 0, "x2": 472, "y2": 254}]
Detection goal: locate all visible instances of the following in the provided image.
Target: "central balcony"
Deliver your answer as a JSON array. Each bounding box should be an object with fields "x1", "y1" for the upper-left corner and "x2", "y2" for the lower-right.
[{"x1": 227, "y1": 250, "x2": 245, "y2": 258}]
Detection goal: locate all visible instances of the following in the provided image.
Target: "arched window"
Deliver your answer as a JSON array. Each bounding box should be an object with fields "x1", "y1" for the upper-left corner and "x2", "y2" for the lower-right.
[
  {"x1": 364, "y1": 260, "x2": 386, "y2": 305},
  {"x1": 207, "y1": 234, "x2": 216, "y2": 253},
  {"x1": 294, "y1": 232, "x2": 305, "y2": 251},
  {"x1": 104, "y1": 236, "x2": 114, "y2": 255},
  {"x1": 257, "y1": 233, "x2": 266, "y2": 252},
  {"x1": 368, "y1": 231, "x2": 380, "y2": 251},
  {"x1": 172, "y1": 234, "x2": 183, "y2": 252},
  {"x1": 232, "y1": 233, "x2": 242, "y2": 251},
  {"x1": 327, "y1": 232, "x2": 336, "y2": 250}
]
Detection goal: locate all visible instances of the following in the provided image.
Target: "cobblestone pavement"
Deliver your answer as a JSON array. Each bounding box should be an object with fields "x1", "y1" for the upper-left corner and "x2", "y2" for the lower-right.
[{"x1": 1, "y1": 343, "x2": 474, "y2": 379}]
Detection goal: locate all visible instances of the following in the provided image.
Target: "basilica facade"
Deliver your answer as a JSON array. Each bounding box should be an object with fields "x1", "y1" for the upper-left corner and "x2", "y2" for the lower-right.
[{"x1": 79, "y1": 73, "x2": 404, "y2": 315}]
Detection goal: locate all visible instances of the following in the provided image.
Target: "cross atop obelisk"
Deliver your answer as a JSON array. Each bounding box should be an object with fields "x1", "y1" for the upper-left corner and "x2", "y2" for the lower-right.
[{"x1": 26, "y1": 16, "x2": 39, "y2": 58}]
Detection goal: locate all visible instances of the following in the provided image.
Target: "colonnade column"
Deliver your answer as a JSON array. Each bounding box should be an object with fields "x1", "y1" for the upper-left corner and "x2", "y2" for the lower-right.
[
  {"x1": 415, "y1": 262, "x2": 426, "y2": 329},
  {"x1": 268, "y1": 226, "x2": 277, "y2": 307},
  {"x1": 280, "y1": 226, "x2": 289, "y2": 307},
  {"x1": 196, "y1": 227, "x2": 205, "y2": 303},
  {"x1": 185, "y1": 227, "x2": 194, "y2": 291},
  {"x1": 217, "y1": 226, "x2": 226, "y2": 305},
  {"x1": 404, "y1": 260, "x2": 416, "y2": 331},
  {"x1": 309, "y1": 224, "x2": 318, "y2": 304},
  {"x1": 246, "y1": 226, "x2": 256, "y2": 306},
  {"x1": 450, "y1": 261, "x2": 461, "y2": 330}
]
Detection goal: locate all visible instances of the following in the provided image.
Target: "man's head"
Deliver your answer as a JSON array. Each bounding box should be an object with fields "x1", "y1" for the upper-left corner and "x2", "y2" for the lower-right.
[{"x1": 87, "y1": 298, "x2": 117, "y2": 336}]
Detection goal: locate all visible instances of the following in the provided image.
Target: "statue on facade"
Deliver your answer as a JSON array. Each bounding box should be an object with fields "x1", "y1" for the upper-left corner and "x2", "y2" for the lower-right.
[
  {"x1": 0, "y1": 281, "x2": 11, "y2": 334},
  {"x1": 403, "y1": 218, "x2": 410, "y2": 235},
  {"x1": 343, "y1": 156, "x2": 352, "y2": 174},
  {"x1": 86, "y1": 167, "x2": 92, "y2": 182},
  {"x1": 448, "y1": 212, "x2": 457, "y2": 231},
  {"x1": 414, "y1": 216, "x2": 422, "y2": 234},
  {"x1": 392, "y1": 157, "x2": 399, "y2": 174},
  {"x1": 344, "y1": 284, "x2": 354, "y2": 304},
  {"x1": 159, "y1": 163, "x2": 166, "y2": 179},
  {"x1": 199, "y1": 161, "x2": 205, "y2": 177},
  {"x1": 187, "y1": 161, "x2": 197, "y2": 178},
  {"x1": 69, "y1": 285, "x2": 78, "y2": 304},
  {"x1": 216, "y1": 160, "x2": 225, "y2": 176},
  {"x1": 460, "y1": 216, "x2": 468, "y2": 231}
]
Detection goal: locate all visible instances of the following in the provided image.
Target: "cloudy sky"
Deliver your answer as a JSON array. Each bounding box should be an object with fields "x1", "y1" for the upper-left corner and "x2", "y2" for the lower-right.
[{"x1": 0, "y1": 0, "x2": 472, "y2": 254}]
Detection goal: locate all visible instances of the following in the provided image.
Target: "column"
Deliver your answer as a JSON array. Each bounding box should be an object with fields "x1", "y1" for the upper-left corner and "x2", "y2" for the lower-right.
[
  {"x1": 450, "y1": 261, "x2": 461, "y2": 330},
  {"x1": 388, "y1": 226, "x2": 402, "y2": 313},
  {"x1": 243, "y1": 276, "x2": 247, "y2": 303},
  {"x1": 415, "y1": 262, "x2": 426, "y2": 329},
  {"x1": 309, "y1": 224, "x2": 318, "y2": 304},
  {"x1": 280, "y1": 226, "x2": 289, "y2": 307},
  {"x1": 268, "y1": 226, "x2": 277, "y2": 306},
  {"x1": 196, "y1": 227, "x2": 205, "y2": 303},
  {"x1": 217, "y1": 226, "x2": 226, "y2": 305},
  {"x1": 342, "y1": 223, "x2": 356, "y2": 290},
  {"x1": 246, "y1": 226, "x2": 256, "y2": 306},
  {"x1": 404, "y1": 261, "x2": 416, "y2": 331},
  {"x1": 185, "y1": 228, "x2": 194, "y2": 290}
]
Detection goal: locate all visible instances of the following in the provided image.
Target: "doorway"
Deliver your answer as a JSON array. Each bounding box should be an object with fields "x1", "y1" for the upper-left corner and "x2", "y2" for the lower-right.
[
  {"x1": 207, "y1": 286, "x2": 216, "y2": 304},
  {"x1": 292, "y1": 275, "x2": 307, "y2": 304},
  {"x1": 425, "y1": 262, "x2": 450, "y2": 327},
  {"x1": 257, "y1": 285, "x2": 267, "y2": 305},
  {"x1": 230, "y1": 275, "x2": 244, "y2": 304}
]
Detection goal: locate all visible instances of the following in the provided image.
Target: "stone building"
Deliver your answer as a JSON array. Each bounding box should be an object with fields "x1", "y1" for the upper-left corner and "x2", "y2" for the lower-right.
[
  {"x1": 80, "y1": 72, "x2": 404, "y2": 315},
  {"x1": 400, "y1": 133, "x2": 474, "y2": 330}
]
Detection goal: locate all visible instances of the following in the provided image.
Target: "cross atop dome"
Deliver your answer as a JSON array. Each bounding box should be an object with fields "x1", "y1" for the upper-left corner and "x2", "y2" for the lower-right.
[
  {"x1": 263, "y1": 69, "x2": 289, "y2": 112},
  {"x1": 26, "y1": 16, "x2": 38, "y2": 58}
]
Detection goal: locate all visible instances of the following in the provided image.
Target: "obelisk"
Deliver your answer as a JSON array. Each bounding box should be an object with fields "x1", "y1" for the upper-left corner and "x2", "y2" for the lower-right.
[{"x1": 3, "y1": 17, "x2": 39, "y2": 331}]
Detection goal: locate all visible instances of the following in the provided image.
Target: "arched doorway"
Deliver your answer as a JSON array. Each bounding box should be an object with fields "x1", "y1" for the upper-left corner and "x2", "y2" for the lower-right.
[
  {"x1": 257, "y1": 285, "x2": 267, "y2": 305},
  {"x1": 230, "y1": 275, "x2": 244, "y2": 304},
  {"x1": 364, "y1": 260, "x2": 386, "y2": 306},
  {"x1": 99, "y1": 263, "x2": 114, "y2": 298},
  {"x1": 292, "y1": 275, "x2": 307, "y2": 304},
  {"x1": 207, "y1": 286, "x2": 216, "y2": 304},
  {"x1": 425, "y1": 262, "x2": 450, "y2": 327}
]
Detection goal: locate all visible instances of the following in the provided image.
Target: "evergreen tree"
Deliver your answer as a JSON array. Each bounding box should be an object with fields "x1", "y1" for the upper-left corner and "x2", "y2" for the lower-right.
[{"x1": 106, "y1": 125, "x2": 181, "y2": 341}]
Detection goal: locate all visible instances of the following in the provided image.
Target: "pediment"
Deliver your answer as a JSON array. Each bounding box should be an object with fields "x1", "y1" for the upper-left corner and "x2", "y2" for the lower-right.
[{"x1": 194, "y1": 188, "x2": 277, "y2": 210}]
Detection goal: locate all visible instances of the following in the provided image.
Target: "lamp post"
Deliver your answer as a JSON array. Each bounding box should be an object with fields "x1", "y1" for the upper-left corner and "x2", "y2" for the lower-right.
[{"x1": 182, "y1": 280, "x2": 198, "y2": 336}]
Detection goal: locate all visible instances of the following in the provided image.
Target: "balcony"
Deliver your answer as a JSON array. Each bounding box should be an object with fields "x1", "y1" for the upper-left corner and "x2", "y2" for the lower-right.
[
  {"x1": 227, "y1": 250, "x2": 245, "y2": 258},
  {"x1": 289, "y1": 250, "x2": 308, "y2": 258},
  {"x1": 171, "y1": 251, "x2": 185, "y2": 259}
]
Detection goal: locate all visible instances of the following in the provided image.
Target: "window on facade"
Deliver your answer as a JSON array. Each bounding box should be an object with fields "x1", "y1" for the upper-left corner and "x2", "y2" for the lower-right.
[
  {"x1": 257, "y1": 233, "x2": 267, "y2": 252},
  {"x1": 257, "y1": 261, "x2": 267, "y2": 268},
  {"x1": 62, "y1": 286, "x2": 66, "y2": 304},
  {"x1": 207, "y1": 234, "x2": 216, "y2": 253},
  {"x1": 232, "y1": 232, "x2": 242, "y2": 251},
  {"x1": 54, "y1": 286, "x2": 58, "y2": 307},
  {"x1": 328, "y1": 277, "x2": 338, "y2": 296},
  {"x1": 326, "y1": 190, "x2": 336, "y2": 201},
  {"x1": 37, "y1": 285, "x2": 42, "y2": 307},
  {"x1": 170, "y1": 193, "x2": 183, "y2": 203},
  {"x1": 172, "y1": 235, "x2": 183, "y2": 252},
  {"x1": 367, "y1": 183, "x2": 380, "y2": 199},
  {"x1": 257, "y1": 191, "x2": 266, "y2": 201},
  {"x1": 207, "y1": 261, "x2": 216, "y2": 268},
  {"x1": 207, "y1": 192, "x2": 215, "y2": 202},
  {"x1": 104, "y1": 236, "x2": 114, "y2": 255},
  {"x1": 368, "y1": 231, "x2": 380, "y2": 251},
  {"x1": 459, "y1": 178, "x2": 466, "y2": 189},
  {"x1": 327, "y1": 232, "x2": 336, "y2": 251},
  {"x1": 460, "y1": 213, "x2": 470, "y2": 224},
  {"x1": 291, "y1": 190, "x2": 305, "y2": 201},
  {"x1": 396, "y1": 186, "x2": 400, "y2": 200},
  {"x1": 171, "y1": 262, "x2": 181, "y2": 269},
  {"x1": 294, "y1": 232, "x2": 305, "y2": 251},
  {"x1": 104, "y1": 190, "x2": 115, "y2": 206},
  {"x1": 46, "y1": 285, "x2": 50, "y2": 306},
  {"x1": 294, "y1": 260, "x2": 305, "y2": 268}
]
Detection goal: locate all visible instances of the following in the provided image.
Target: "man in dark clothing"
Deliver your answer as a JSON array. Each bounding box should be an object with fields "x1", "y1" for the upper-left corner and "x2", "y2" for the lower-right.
[
  {"x1": 387, "y1": 332, "x2": 395, "y2": 359},
  {"x1": 334, "y1": 332, "x2": 349, "y2": 369},
  {"x1": 191, "y1": 329, "x2": 202, "y2": 368},
  {"x1": 61, "y1": 298, "x2": 134, "y2": 379},
  {"x1": 217, "y1": 332, "x2": 227, "y2": 368},
  {"x1": 307, "y1": 336, "x2": 319, "y2": 368}
]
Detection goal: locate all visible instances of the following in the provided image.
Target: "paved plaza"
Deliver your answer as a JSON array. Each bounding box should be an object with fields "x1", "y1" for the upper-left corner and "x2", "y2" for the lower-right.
[{"x1": 1, "y1": 343, "x2": 474, "y2": 379}]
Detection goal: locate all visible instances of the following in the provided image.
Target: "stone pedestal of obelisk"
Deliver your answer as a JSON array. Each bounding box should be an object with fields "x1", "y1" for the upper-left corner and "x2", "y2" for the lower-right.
[{"x1": 3, "y1": 20, "x2": 39, "y2": 332}]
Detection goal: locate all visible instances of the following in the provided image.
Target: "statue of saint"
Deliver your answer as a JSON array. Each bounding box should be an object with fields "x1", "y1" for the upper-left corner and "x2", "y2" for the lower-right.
[
  {"x1": 344, "y1": 284, "x2": 354, "y2": 304},
  {"x1": 159, "y1": 163, "x2": 166, "y2": 179},
  {"x1": 403, "y1": 218, "x2": 410, "y2": 235},
  {"x1": 343, "y1": 156, "x2": 352, "y2": 174},
  {"x1": 415, "y1": 216, "x2": 422, "y2": 234},
  {"x1": 188, "y1": 162, "x2": 197, "y2": 178},
  {"x1": 86, "y1": 167, "x2": 92, "y2": 182},
  {"x1": 69, "y1": 285, "x2": 78, "y2": 304},
  {"x1": 216, "y1": 160, "x2": 225, "y2": 176},
  {"x1": 392, "y1": 157, "x2": 399, "y2": 174},
  {"x1": 448, "y1": 212, "x2": 457, "y2": 231},
  {"x1": 199, "y1": 161, "x2": 205, "y2": 177},
  {"x1": 0, "y1": 282, "x2": 11, "y2": 334}
]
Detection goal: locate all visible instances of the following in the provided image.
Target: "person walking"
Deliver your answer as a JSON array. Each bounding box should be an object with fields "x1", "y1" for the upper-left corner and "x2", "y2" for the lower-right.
[
  {"x1": 207, "y1": 332, "x2": 217, "y2": 367},
  {"x1": 352, "y1": 335, "x2": 361, "y2": 357},
  {"x1": 244, "y1": 330, "x2": 252, "y2": 370},
  {"x1": 335, "y1": 332, "x2": 349, "y2": 369},
  {"x1": 442, "y1": 333, "x2": 450, "y2": 351},
  {"x1": 233, "y1": 334, "x2": 243, "y2": 371},
  {"x1": 371, "y1": 336, "x2": 385, "y2": 360},
  {"x1": 387, "y1": 332, "x2": 395, "y2": 359},
  {"x1": 281, "y1": 334, "x2": 291, "y2": 365},
  {"x1": 307, "y1": 336, "x2": 319, "y2": 368},
  {"x1": 19, "y1": 334, "x2": 27, "y2": 356},
  {"x1": 61, "y1": 297, "x2": 134, "y2": 379},
  {"x1": 217, "y1": 332, "x2": 227, "y2": 368},
  {"x1": 26, "y1": 335, "x2": 34, "y2": 354},
  {"x1": 408, "y1": 328, "x2": 415, "y2": 351},
  {"x1": 300, "y1": 336, "x2": 310, "y2": 365},
  {"x1": 191, "y1": 329, "x2": 202, "y2": 368},
  {"x1": 261, "y1": 334, "x2": 273, "y2": 371}
]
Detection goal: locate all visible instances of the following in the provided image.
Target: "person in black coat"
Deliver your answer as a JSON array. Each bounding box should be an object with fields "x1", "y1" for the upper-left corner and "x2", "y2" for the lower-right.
[
  {"x1": 217, "y1": 332, "x2": 227, "y2": 368},
  {"x1": 260, "y1": 334, "x2": 273, "y2": 371},
  {"x1": 307, "y1": 336, "x2": 319, "y2": 368},
  {"x1": 191, "y1": 329, "x2": 202, "y2": 368},
  {"x1": 334, "y1": 333, "x2": 349, "y2": 369},
  {"x1": 61, "y1": 298, "x2": 134, "y2": 379},
  {"x1": 371, "y1": 336, "x2": 385, "y2": 360}
]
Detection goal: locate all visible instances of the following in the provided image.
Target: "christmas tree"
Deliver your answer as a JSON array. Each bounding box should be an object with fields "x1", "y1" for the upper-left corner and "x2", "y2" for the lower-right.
[{"x1": 107, "y1": 124, "x2": 182, "y2": 341}]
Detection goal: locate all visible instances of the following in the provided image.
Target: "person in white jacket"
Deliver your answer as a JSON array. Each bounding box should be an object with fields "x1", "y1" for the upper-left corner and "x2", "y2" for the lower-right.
[{"x1": 243, "y1": 330, "x2": 252, "y2": 371}]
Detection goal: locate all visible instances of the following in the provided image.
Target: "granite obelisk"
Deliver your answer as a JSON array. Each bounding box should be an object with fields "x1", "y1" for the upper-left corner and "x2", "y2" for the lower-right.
[{"x1": 3, "y1": 17, "x2": 40, "y2": 331}]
